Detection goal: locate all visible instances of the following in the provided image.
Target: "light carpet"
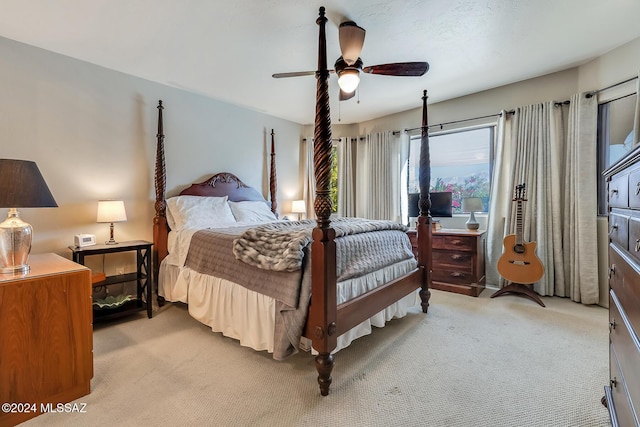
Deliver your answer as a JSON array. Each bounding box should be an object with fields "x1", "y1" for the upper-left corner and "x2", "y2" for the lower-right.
[{"x1": 24, "y1": 289, "x2": 611, "y2": 427}]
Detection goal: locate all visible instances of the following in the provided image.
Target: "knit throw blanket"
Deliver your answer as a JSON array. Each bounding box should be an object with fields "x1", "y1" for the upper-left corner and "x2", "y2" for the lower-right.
[{"x1": 232, "y1": 217, "x2": 408, "y2": 271}]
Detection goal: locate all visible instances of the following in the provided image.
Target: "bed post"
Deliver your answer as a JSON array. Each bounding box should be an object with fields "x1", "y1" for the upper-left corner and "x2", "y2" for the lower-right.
[
  {"x1": 417, "y1": 90, "x2": 432, "y2": 312},
  {"x1": 307, "y1": 6, "x2": 337, "y2": 396},
  {"x1": 269, "y1": 129, "x2": 278, "y2": 216},
  {"x1": 153, "y1": 100, "x2": 168, "y2": 297}
]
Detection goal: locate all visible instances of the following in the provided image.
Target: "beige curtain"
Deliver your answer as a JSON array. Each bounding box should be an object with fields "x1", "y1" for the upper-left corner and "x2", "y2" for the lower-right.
[
  {"x1": 302, "y1": 138, "x2": 315, "y2": 219},
  {"x1": 633, "y1": 70, "x2": 640, "y2": 147},
  {"x1": 355, "y1": 132, "x2": 403, "y2": 221},
  {"x1": 486, "y1": 111, "x2": 513, "y2": 286},
  {"x1": 337, "y1": 137, "x2": 356, "y2": 217},
  {"x1": 562, "y1": 92, "x2": 599, "y2": 303}
]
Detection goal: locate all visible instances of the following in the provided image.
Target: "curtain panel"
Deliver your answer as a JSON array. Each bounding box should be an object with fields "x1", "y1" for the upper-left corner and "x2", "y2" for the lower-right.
[
  {"x1": 487, "y1": 95, "x2": 599, "y2": 304},
  {"x1": 354, "y1": 132, "x2": 403, "y2": 221}
]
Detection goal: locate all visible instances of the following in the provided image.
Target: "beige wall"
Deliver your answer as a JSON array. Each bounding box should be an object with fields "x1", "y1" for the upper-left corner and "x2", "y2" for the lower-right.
[{"x1": 0, "y1": 36, "x2": 303, "y2": 274}]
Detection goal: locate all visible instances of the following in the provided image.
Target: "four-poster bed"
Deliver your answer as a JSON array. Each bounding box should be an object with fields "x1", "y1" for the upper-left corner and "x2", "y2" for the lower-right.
[{"x1": 152, "y1": 7, "x2": 433, "y2": 396}]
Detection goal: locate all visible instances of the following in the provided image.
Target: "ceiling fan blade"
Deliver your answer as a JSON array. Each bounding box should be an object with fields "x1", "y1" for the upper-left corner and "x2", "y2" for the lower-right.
[
  {"x1": 362, "y1": 62, "x2": 429, "y2": 76},
  {"x1": 339, "y1": 89, "x2": 356, "y2": 101},
  {"x1": 272, "y1": 71, "x2": 315, "y2": 78},
  {"x1": 339, "y1": 21, "x2": 365, "y2": 66}
]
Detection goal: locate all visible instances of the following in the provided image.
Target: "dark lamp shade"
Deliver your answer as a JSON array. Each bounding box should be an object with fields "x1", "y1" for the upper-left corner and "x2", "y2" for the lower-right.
[{"x1": 0, "y1": 159, "x2": 58, "y2": 208}]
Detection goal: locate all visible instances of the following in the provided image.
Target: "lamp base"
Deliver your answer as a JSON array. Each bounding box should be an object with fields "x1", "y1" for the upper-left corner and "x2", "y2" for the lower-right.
[
  {"x1": 0, "y1": 208, "x2": 33, "y2": 274},
  {"x1": 105, "y1": 222, "x2": 119, "y2": 245},
  {"x1": 0, "y1": 264, "x2": 30, "y2": 274},
  {"x1": 466, "y1": 211, "x2": 480, "y2": 230}
]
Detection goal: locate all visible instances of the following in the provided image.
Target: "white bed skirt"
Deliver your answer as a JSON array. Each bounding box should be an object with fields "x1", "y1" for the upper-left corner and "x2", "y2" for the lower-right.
[{"x1": 159, "y1": 258, "x2": 419, "y2": 355}]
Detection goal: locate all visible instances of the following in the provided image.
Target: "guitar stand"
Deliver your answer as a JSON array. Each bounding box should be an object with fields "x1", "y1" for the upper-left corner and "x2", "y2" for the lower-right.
[{"x1": 490, "y1": 282, "x2": 545, "y2": 307}]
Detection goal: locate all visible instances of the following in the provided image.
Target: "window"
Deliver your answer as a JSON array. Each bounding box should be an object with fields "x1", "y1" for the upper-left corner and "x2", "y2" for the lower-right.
[
  {"x1": 597, "y1": 93, "x2": 637, "y2": 215},
  {"x1": 330, "y1": 145, "x2": 338, "y2": 213},
  {"x1": 407, "y1": 126, "x2": 493, "y2": 214}
]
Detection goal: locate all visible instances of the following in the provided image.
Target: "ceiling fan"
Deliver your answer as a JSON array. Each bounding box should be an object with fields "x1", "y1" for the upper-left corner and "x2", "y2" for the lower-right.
[{"x1": 272, "y1": 20, "x2": 429, "y2": 101}]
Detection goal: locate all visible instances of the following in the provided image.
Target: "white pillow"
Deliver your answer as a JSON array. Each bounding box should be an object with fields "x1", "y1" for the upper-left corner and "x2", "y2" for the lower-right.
[
  {"x1": 229, "y1": 201, "x2": 278, "y2": 223},
  {"x1": 166, "y1": 195, "x2": 236, "y2": 230}
]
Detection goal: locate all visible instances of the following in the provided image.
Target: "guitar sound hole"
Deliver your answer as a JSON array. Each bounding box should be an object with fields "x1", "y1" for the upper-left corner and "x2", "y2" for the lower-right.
[{"x1": 513, "y1": 244, "x2": 525, "y2": 254}]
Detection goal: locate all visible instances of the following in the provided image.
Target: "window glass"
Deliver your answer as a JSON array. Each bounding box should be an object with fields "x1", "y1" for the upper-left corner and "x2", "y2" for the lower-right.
[
  {"x1": 408, "y1": 126, "x2": 493, "y2": 214},
  {"x1": 330, "y1": 145, "x2": 338, "y2": 213}
]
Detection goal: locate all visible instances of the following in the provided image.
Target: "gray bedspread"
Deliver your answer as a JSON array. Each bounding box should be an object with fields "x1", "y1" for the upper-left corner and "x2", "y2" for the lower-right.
[{"x1": 184, "y1": 218, "x2": 416, "y2": 360}]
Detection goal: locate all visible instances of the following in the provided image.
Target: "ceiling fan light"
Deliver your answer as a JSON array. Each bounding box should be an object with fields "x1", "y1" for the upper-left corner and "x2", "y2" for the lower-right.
[{"x1": 338, "y1": 69, "x2": 360, "y2": 93}]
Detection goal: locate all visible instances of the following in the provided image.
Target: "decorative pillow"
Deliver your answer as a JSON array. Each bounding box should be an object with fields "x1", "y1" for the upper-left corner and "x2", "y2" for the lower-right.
[
  {"x1": 229, "y1": 201, "x2": 278, "y2": 223},
  {"x1": 166, "y1": 195, "x2": 236, "y2": 230}
]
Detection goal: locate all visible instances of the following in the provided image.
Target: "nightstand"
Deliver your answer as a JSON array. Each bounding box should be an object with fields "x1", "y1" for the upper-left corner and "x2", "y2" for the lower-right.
[
  {"x1": 69, "y1": 240, "x2": 153, "y2": 320},
  {"x1": 0, "y1": 254, "x2": 92, "y2": 426},
  {"x1": 408, "y1": 228, "x2": 486, "y2": 296}
]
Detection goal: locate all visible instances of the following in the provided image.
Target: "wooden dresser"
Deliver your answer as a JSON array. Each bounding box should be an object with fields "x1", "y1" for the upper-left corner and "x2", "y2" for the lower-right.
[
  {"x1": 408, "y1": 228, "x2": 486, "y2": 297},
  {"x1": 603, "y1": 145, "x2": 640, "y2": 427},
  {"x1": 0, "y1": 253, "x2": 93, "y2": 426}
]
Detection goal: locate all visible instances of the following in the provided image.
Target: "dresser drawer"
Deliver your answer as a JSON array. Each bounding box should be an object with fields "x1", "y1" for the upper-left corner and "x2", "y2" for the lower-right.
[
  {"x1": 432, "y1": 250, "x2": 473, "y2": 271},
  {"x1": 609, "y1": 344, "x2": 639, "y2": 427},
  {"x1": 432, "y1": 235, "x2": 475, "y2": 252},
  {"x1": 609, "y1": 246, "x2": 640, "y2": 335},
  {"x1": 609, "y1": 173, "x2": 629, "y2": 208},
  {"x1": 629, "y1": 169, "x2": 640, "y2": 209},
  {"x1": 609, "y1": 213, "x2": 629, "y2": 250},
  {"x1": 629, "y1": 217, "x2": 640, "y2": 264},
  {"x1": 609, "y1": 291, "x2": 640, "y2": 422}
]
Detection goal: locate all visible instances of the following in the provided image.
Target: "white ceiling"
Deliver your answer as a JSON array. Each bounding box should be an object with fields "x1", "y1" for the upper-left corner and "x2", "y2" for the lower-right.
[{"x1": 1, "y1": 0, "x2": 640, "y2": 125}]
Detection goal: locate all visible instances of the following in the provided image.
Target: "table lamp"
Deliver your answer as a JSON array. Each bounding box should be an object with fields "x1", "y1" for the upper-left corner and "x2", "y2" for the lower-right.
[
  {"x1": 0, "y1": 159, "x2": 58, "y2": 274},
  {"x1": 291, "y1": 200, "x2": 306, "y2": 221},
  {"x1": 97, "y1": 200, "x2": 127, "y2": 244},
  {"x1": 461, "y1": 197, "x2": 483, "y2": 230}
]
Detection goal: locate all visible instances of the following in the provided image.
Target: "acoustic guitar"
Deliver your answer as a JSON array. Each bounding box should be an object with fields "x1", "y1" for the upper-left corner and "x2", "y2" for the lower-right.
[{"x1": 496, "y1": 183, "x2": 544, "y2": 284}]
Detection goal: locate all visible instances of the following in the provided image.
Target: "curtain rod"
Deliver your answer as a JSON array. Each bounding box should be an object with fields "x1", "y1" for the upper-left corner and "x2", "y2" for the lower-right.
[
  {"x1": 394, "y1": 111, "x2": 513, "y2": 135},
  {"x1": 394, "y1": 99, "x2": 571, "y2": 135},
  {"x1": 586, "y1": 75, "x2": 638, "y2": 98}
]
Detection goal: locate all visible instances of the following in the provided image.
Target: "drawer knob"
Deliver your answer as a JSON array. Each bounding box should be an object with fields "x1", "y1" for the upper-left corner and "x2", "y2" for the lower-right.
[
  {"x1": 451, "y1": 239, "x2": 463, "y2": 246},
  {"x1": 450, "y1": 272, "x2": 463, "y2": 278},
  {"x1": 608, "y1": 224, "x2": 618, "y2": 236},
  {"x1": 636, "y1": 239, "x2": 640, "y2": 252},
  {"x1": 611, "y1": 188, "x2": 618, "y2": 194},
  {"x1": 610, "y1": 377, "x2": 617, "y2": 388},
  {"x1": 608, "y1": 264, "x2": 616, "y2": 279},
  {"x1": 636, "y1": 181, "x2": 640, "y2": 195},
  {"x1": 451, "y1": 254, "x2": 463, "y2": 261},
  {"x1": 609, "y1": 319, "x2": 616, "y2": 331}
]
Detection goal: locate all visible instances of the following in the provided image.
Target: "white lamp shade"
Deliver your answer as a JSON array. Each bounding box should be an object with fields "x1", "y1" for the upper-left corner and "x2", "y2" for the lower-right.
[
  {"x1": 291, "y1": 200, "x2": 306, "y2": 214},
  {"x1": 97, "y1": 200, "x2": 127, "y2": 223},
  {"x1": 461, "y1": 197, "x2": 483, "y2": 213},
  {"x1": 337, "y1": 69, "x2": 360, "y2": 93}
]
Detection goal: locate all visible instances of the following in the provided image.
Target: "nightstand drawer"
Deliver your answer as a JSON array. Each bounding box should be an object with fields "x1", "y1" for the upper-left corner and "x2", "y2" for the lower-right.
[
  {"x1": 432, "y1": 268, "x2": 474, "y2": 285},
  {"x1": 432, "y1": 235, "x2": 475, "y2": 252},
  {"x1": 432, "y1": 250, "x2": 473, "y2": 270}
]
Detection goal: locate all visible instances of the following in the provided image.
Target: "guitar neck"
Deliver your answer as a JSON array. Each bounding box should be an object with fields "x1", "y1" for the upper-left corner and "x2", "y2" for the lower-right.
[{"x1": 516, "y1": 199, "x2": 523, "y2": 246}]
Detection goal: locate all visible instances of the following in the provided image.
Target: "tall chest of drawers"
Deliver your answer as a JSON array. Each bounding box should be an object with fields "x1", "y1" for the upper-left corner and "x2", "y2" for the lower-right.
[{"x1": 604, "y1": 145, "x2": 640, "y2": 427}]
